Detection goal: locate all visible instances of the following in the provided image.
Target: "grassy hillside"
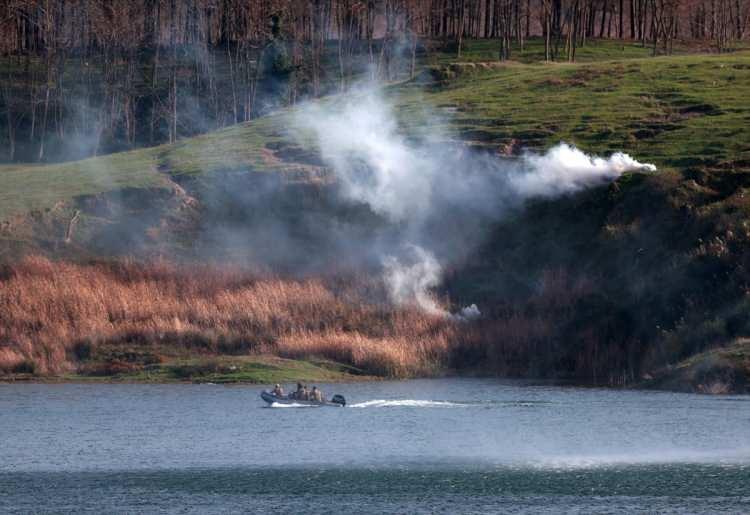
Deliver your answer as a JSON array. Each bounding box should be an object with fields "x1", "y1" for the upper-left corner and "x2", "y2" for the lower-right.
[
  {"x1": 2, "y1": 37, "x2": 720, "y2": 163},
  {"x1": 411, "y1": 52, "x2": 750, "y2": 165},
  {"x1": 2, "y1": 48, "x2": 748, "y2": 221},
  {"x1": 427, "y1": 37, "x2": 749, "y2": 65},
  {"x1": 2, "y1": 44, "x2": 750, "y2": 391}
]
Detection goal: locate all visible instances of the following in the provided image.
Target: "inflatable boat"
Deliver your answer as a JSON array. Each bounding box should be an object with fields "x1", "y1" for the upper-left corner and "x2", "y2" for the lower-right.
[{"x1": 261, "y1": 390, "x2": 346, "y2": 407}]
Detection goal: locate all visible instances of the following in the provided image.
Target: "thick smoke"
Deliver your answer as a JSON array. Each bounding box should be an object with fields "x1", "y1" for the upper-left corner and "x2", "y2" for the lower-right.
[
  {"x1": 512, "y1": 144, "x2": 656, "y2": 198},
  {"x1": 294, "y1": 89, "x2": 656, "y2": 316},
  {"x1": 383, "y1": 245, "x2": 445, "y2": 315}
]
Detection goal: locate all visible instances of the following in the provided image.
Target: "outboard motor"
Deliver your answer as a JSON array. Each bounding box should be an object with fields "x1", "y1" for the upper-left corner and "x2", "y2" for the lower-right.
[{"x1": 331, "y1": 394, "x2": 346, "y2": 406}]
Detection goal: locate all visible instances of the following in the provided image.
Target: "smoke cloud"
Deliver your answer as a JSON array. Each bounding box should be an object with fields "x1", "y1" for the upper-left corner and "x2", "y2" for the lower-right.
[
  {"x1": 383, "y1": 245, "x2": 445, "y2": 316},
  {"x1": 511, "y1": 144, "x2": 657, "y2": 198},
  {"x1": 293, "y1": 88, "x2": 656, "y2": 316}
]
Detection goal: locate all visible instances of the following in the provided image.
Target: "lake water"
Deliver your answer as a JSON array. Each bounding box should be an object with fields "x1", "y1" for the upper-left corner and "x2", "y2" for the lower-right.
[{"x1": 1, "y1": 378, "x2": 749, "y2": 513}]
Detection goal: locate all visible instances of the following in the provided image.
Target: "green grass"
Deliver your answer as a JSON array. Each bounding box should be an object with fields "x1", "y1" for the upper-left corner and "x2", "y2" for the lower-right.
[
  {"x1": 428, "y1": 38, "x2": 665, "y2": 64},
  {"x1": 161, "y1": 114, "x2": 297, "y2": 176},
  {"x1": 18, "y1": 355, "x2": 369, "y2": 384},
  {"x1": 403, "y1": 51, "x2": 750, "y2": 170},
  {"x1": 0, "y1": 149, "x2": 166, "y2": 220}
]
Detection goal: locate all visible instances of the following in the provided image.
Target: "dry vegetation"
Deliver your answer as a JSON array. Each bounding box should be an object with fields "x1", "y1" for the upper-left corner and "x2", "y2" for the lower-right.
[
  {"x1": 0, "y1": 256, "x2": 466, "y2": 378},
  {"x1": 0, "y1": 256, "x2": 605, "y2": 383},
  {"x1": 3, "y1": 252, "x2": 745, "y2": 391}
]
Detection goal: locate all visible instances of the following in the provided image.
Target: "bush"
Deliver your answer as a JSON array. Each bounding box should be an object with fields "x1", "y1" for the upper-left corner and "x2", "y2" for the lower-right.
[
  {"x1": 72, "y1": 341, "x2": 92, "y2": 361},
  {"x1": 11, "y1": 360, "x2": 36, "y2": 375},
  {"x1": 167, "y1": 361, "x2": 222, "y2": 379}
]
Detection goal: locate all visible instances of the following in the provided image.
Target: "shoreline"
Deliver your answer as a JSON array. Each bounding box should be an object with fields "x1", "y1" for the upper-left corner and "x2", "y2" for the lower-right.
[
  {"x1": 2, "y1": 353, "x2": 747, "y2": 395},
  {"x1": 0, "y1": 355, "x2": 378, "y2": 387}
]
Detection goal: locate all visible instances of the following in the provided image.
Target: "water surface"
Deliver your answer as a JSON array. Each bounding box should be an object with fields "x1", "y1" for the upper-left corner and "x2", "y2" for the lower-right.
[{"x1": 2, "y1": 379, "x2": 749, "y2": 513}]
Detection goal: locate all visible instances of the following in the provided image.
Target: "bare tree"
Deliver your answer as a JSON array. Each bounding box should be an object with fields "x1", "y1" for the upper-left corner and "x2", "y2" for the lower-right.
[{"x1": 1, "y1": 0, "x2": 749, "y2": 163}]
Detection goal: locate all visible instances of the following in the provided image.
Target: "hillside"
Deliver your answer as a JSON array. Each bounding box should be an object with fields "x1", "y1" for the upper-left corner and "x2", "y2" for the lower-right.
[
  {"x1": 2, "y1": 47, "x2": 749, "y2": 218},
  {"x1": 1, "y1": 46, "x2": 750, "y2": 392}
]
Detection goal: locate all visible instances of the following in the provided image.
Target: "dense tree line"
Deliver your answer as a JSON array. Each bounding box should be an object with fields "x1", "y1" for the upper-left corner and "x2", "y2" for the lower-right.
[
  {"x1": 3, "y1": 1, "x2": 746, "y2": 59},
  {"x1": 0, "y1": 0, "x2": 748, "y2": 162}
]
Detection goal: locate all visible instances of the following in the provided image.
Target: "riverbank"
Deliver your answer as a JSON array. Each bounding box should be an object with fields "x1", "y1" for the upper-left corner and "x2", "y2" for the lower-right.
[
  {"x1": 4, "y1": 349, "x2": 748, "y2": 394},
  {"x1": 1, "y1": 355, "x2": 375, "y2": 385},
  {"x1": 1, "y1": 257, "x2": 749, "y2": 393},
  {"x1": 2, "y1": 50, "x2": 750, "y2": 394},
  {"x1": 0, "y1": 257, "x2": 456, "y2": 380},
  {"x1": 639, "y1": 339, "x2": 750, "y2": 394}
]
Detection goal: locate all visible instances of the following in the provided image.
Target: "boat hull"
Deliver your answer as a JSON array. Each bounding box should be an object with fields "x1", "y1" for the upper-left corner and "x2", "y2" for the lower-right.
[{"x1": 261, "y1": 390, "x2": 345, "y2": 407}]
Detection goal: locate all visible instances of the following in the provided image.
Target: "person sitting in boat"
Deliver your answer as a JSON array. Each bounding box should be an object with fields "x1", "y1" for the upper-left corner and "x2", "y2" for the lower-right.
[
  {"x1": 311, "y1": 386, "x2": 323, "y2": 402},
  {"x1": 271, "y1": 384, "x2": 284, "y2": 397},
  {"x1": 291, "y1": 383, "x2": 304, "y2": 400}
]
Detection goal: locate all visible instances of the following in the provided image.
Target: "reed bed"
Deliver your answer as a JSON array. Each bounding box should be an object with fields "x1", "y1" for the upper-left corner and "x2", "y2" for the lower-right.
[{"x1": 0, "y1": 256, "x2": 460, "y2": 377}]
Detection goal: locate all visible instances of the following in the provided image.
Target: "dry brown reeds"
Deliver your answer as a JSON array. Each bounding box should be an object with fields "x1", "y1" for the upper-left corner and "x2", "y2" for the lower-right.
[
  {"x1": 0, "y1": 256, "x2": 632, "y2": 382},
  {"x1": 0, "y1": 256, "x2": 460, "y2": 377}
]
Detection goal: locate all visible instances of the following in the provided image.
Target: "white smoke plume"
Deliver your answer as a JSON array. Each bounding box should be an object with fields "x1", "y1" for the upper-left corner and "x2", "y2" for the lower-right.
[
  {"x1": 383, "y1": 245, "x2": 446, "y2": 316},
  {"x1": 512, "y1": 144, "x2": 657, "y2": 198},
  {"x1": 294, "y1": 91, "x2": 435, "y2": 223},
  {"x1": 293, "y1": 88, "x2": 656, "y2": 316}
]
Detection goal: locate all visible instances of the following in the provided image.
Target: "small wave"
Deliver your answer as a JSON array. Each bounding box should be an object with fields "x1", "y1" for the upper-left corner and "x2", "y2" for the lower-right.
[
  {"x1": 530, "y1": 448, "x2": 750, "y2": 469},
  {"x1": 348, "y1": 399, "x2": 467, "y2": 408}
]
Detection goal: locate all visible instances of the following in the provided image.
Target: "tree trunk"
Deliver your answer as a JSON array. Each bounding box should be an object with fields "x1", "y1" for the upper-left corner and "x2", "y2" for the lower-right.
[
  {"x1": 1, "y1": 89, "x2": 14, "y2": 161},
  {"x1": 526, "y1": 0, "x2": 532, "y2": 38},
  {"x1": 171, "y1": 55, "x2": 178, "y2": 143},
  {"x1": 457, "y1": 0, "x2": 466, "y2": 58},
  {"x1": 38, "y1": 76, "x2": 50, "y2": 161},
  {"x1": 337, "y1": 4, "x2": 345, "y2": 92},
  {"x1": 227, "y1": 44, "x2": 238, "y2": 123},
  {"x1": 600, "y1": 0, "x2": 609, "y2": 37},
  {"x1": 150, "y1": 44, "x2": 160, "y2": 144},
  {"x1": 544, "y1": 0, "x2": 552, "y2": 61},
  {"x1": 411, "y1": 29, "x2": 418, "y2": 79}
]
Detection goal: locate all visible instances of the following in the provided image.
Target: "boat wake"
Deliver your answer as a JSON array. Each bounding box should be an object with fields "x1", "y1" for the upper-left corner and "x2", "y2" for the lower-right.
[
  {"x1": 348, "y1": 399, "x2": 468, "y2": 408},
  {"x1": 268, "y1": 402, "x2": 318, "y2": 408}
]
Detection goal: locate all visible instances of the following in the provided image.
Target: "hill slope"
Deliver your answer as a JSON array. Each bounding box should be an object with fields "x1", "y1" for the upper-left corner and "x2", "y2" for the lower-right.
[{"x1": 1, "y1": 48, "x2": 749, "y2": 391}]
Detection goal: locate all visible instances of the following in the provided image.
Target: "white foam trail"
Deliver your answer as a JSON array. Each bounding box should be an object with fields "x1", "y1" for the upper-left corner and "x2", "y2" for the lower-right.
[
  {"x1": 269, "y1": 402, "x2": 318, "y2": 408},
  {"x1": 348, "y1": 399, "x2": 468, "y2": 408}
]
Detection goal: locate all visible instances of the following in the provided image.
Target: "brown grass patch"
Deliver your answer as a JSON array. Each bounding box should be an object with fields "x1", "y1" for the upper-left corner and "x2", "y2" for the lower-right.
[
  {"x1": 0, "y1": 256, "x2": 461, "y2": 377},
  {"x1": 0, "y1": 257, "x2": 644, "y2": 383}
]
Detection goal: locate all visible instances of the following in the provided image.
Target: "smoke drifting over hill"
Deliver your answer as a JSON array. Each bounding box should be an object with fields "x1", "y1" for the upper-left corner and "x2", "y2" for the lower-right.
[{"x1": 294, "y1": 89, "x2": 656, "y2": 314}]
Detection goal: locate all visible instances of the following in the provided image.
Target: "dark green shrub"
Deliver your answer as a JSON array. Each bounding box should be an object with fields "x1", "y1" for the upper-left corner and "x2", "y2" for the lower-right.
[
  {"x1": 12, "y1": 360, "x2": 36, "y2": 374},
  {"x1": 72, "y1": 341, "x2": 92, "y2": 361}
]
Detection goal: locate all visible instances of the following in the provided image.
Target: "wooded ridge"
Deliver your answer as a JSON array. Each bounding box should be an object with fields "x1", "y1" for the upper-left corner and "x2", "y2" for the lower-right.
[{"x1": 1, "y1": 1, "x2": 748, "y2": 162}]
